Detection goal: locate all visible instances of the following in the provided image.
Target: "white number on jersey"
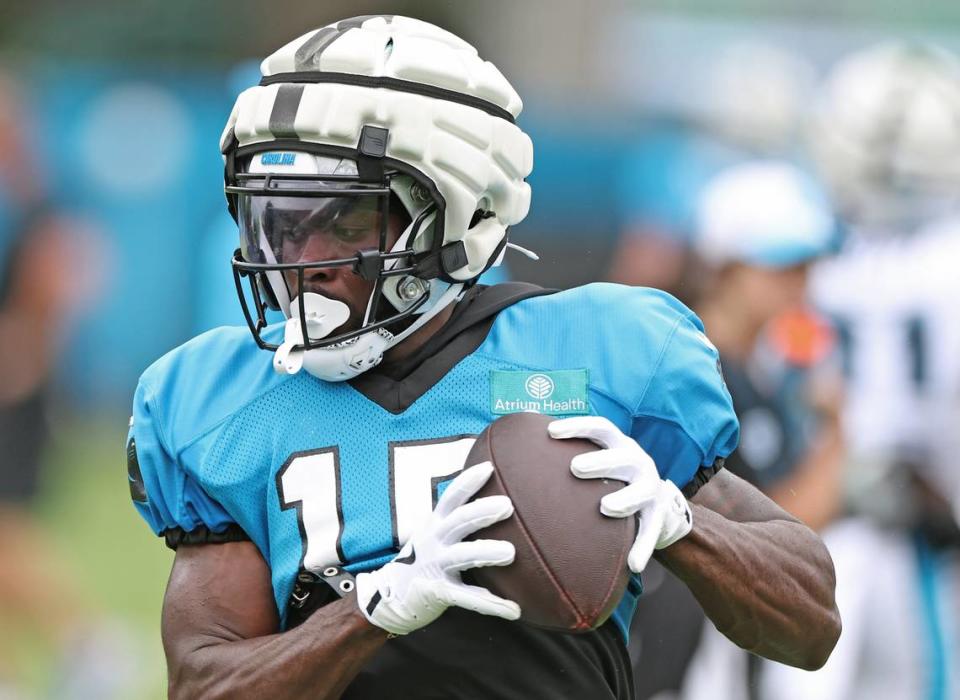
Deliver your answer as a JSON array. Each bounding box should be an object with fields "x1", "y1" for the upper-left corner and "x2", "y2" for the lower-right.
[{"x1": 277, "y1": 436, "x2": 477, "y2": 570}]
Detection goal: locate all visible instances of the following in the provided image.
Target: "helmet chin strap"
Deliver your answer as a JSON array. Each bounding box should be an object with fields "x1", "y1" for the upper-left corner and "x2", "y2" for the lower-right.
[
  {"x1": 273, "y1": 282, "x2": 464, "y2": 382},
  {"x1": 386, "y1": 280, "x2": 464, "y2": 346}
]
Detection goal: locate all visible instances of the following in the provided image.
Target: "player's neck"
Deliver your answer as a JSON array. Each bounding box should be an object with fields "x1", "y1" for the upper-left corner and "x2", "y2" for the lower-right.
[{"x1": 383, "y1": 302, "x2": 458, "y2": 364}]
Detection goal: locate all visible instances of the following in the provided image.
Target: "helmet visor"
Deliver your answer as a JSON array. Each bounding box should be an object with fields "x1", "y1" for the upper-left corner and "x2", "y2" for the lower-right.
[{"x1": 238, "y1": 189, "x2": 386, "y2": 266}]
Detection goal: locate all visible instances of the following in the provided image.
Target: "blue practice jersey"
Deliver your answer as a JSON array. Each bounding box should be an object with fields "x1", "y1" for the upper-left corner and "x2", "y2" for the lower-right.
[{"x1": 128, "y1": 283, "x2": 738, "y2": 647}]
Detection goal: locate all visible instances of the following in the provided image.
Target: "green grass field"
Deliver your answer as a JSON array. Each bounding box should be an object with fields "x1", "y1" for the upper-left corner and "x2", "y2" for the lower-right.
[{"x1": 14, "y1": 416, "x2": 172, "y2": 699}]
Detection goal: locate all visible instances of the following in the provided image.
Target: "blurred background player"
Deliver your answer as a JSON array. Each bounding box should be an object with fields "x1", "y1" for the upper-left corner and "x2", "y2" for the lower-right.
[
  {"x1": 692, "y1": 161, "x2": 843, "y2": 528},
  {"x1": 760, "y1": 41, "x2": 960, "y2": 700},
  {"x1": 628, "y1": 160, "x2": 846, "y2": 700},
  {"x1": 679, "y1": 161, "x2": 846, "y2": 700},
  {"x1": 0, "y1": 72, "x2": 130, "y2": 699}
]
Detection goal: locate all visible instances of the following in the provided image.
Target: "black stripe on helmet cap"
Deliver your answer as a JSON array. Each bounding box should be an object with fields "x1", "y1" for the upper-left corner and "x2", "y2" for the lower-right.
[
  {"x1": 259, "y1": 71, "x2": 515, "y2": 124},
  {"x1": 294, "y1": 28, "x2": 339, "y2": 70},
  {"x1": 294, "y1": 16, "x2": 394, "y2": 70},
  {"x1": 269, "y1": 84, "x2": 305, "y2": 138}
]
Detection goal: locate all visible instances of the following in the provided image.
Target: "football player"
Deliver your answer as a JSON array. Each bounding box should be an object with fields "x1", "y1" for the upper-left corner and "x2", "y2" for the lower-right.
[
  {"x1": 762, "y1": 42, "x2": 960, "y2": 700},
  {"x1": 127, "y1": 17, "x2": 839, "y2": 699},
  {"x1": 678, "y1": 160, "x2": 845, "y2": 700},
  {"x1": 693, "y1": 160, "x2": 844, "y2": 525}
]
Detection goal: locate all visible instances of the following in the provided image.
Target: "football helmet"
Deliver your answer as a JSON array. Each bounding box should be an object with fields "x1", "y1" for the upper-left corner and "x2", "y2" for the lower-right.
[
  {"x1": 220, "y1": 15, "x2": 533, "y2": 380},
  {"x1": 695, "y1": 160, "x2": 838, "y2": 268},
  {"x1": 810, "y1": 41, "x2": 960, "y2": 230}
]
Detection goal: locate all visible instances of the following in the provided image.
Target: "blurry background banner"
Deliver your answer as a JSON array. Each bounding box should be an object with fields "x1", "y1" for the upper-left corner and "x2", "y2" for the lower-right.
[
  {"x1": 7, "y1": 0, "x2": 960, "y2": 408},
  {"x1": 2, "y1": 1, "x2": 960, "y2": 699}
]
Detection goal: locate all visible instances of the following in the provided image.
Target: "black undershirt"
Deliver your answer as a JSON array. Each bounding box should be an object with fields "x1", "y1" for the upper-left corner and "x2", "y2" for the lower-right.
[{"x1": 344, "y1": 608, "x2": 634, "y2": 700}]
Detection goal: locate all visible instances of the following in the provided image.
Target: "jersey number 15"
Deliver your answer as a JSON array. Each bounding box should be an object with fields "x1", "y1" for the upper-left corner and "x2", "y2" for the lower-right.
[{"x1": 277, "y1": 435, "x2": 477, "y2": 572}]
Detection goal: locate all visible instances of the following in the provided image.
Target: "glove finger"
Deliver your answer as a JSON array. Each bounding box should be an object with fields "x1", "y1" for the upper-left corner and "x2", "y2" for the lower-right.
[
  {"x1": 627, "y1": 504, "x2": 664, "y2": 573},
  {"x1": 600, "y1": 481, "x2": 660, "y2": 518},
  {"x1": 570, "y1": 447, "x2": 644, "y2": 482},
  {"x1": 441, "y1": 581, "x2": 521, "y2": 621},
  {"x1": 548, "y1": 416, "x2": 626, "y2": 449},
  {"x1": 440, "y1": 539, "x2": 515, "y2": 573},
  {"x1": 434, "y1": 462, "x2": 494, "y2": 518},
  {"x1": 439, "y1": 495, "x2": 514, "y2": 544}
]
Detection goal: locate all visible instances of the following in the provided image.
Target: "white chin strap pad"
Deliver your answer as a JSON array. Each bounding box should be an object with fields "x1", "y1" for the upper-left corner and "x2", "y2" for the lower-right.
[
  {"x1": 300, "y1": 329, "x2": 393, "y2": 381},
  {"x1": 274, "y1": 293, "x2": 391, "y2": 381}
]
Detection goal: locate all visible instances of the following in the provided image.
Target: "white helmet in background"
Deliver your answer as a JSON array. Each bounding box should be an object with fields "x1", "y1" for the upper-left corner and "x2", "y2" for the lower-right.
[
  {"x1": 810, "y1": 41, "x2": 960, "y2": 230},
  {"x1": 695, "y1": 160, "x2": 838, "y2": 269},
  {"x1": 220, "y1": 15, "x2": 533, "y2": 381}
]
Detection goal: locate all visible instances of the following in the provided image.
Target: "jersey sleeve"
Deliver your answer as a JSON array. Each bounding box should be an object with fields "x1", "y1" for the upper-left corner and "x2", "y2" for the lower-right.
[
  {"x1": 127, "y1": 377, "x2": 244, "y2": 547},
  {"x1": 629, "y1": 310, "x2": 740, "y2": 495}
]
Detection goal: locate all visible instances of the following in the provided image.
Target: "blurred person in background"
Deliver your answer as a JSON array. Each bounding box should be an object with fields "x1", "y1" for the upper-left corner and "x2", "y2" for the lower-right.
[
  {"x1": 0, "y1": 71, "x2": 128, "y2": 699},
  {"x1": 761, "y1": 42, "x2": 960, "y2": 700},
  {"x1": 679, "y1": 161, "x2": 845, "y2": 700},
  {"x1": 690, "y1": 161, "x2": 844, "y2": 530},
  {"x1": 629, "y1": 161, "x2": 845, "y2": 700},
  {"x1": 607, "y1": 42, "x2": 817, "y2": 306}
]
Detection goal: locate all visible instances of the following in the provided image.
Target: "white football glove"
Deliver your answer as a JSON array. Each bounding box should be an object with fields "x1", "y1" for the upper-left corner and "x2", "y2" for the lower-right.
[
  {"x1": 549, "y1": 416, "x2": 693, "y2": 573},
  {"x1": 355, "y1": 462, "x2": 521, "y2": 636}
]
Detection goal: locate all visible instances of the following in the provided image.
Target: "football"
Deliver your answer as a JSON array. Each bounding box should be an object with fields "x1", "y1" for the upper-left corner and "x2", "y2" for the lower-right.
[{"x1": 465, "y1": 412, "x2": 636, "y2": 633}]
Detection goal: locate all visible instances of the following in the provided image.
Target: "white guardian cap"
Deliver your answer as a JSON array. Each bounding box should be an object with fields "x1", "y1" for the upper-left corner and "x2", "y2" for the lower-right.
[{"x1": 220, "y1": 16, "x2": 533, "y2": 380}]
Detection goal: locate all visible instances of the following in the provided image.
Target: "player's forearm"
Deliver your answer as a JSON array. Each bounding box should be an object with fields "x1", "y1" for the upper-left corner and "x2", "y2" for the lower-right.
[
  {"x1": 167, "y1": 596, "x2": 387, "y2": 700},
  {"x1": 656, "y1": 505, "x2": 841, "y2": 670}
]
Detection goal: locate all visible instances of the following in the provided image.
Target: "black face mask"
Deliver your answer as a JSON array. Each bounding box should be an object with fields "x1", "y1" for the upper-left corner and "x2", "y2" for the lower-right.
[{"x1": 227, "y1": 162, "x2": 441, "y2": 352}]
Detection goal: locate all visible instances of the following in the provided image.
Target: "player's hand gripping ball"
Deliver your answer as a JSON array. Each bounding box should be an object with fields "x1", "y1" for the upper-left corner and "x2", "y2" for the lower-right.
[
  {"x1": 464, "y1": 413, "x2": 638, "y2": 632},
  {"x1": 549, "y1": 415, "x2": 694, "y2": 573},
  {"x1": 356, "y1": 462, "x2": 521, "y2": 636}
]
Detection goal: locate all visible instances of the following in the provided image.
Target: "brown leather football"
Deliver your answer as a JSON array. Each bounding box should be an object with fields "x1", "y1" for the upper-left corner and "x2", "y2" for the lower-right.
[{"x1": 464, "y1": 412, "x2": 636, "y2": 633}]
